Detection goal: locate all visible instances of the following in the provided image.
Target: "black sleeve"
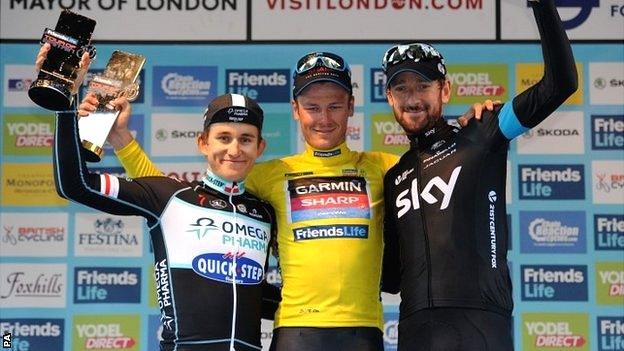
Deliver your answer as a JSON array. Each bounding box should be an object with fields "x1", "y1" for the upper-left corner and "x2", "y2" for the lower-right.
[
  {"x1": 381, "y1": 168, "x2": 401, "y2": 294},
  {"x1": 512, "y1": 0, "x2": 578, "y2": 128},
  {"x1": 260, "y1": 281, "x2": 281, "y2": 320},
  {"x1": 53, "y1": 111, "x2": 167, "y2": 221}
]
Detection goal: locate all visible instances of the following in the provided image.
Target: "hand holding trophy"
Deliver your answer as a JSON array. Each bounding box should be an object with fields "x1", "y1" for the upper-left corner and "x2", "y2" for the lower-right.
[
  {"x1": 29, "y1": 10, "x2": 96, "y2": 111},
  {"x1": 78, "y1": 51, "x2": 146, "y2": 162}
]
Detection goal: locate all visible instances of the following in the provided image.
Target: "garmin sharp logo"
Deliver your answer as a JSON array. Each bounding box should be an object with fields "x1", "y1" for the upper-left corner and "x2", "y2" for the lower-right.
[{"x1": 528, "y1": 0, "x2": 600, "y2": 30}]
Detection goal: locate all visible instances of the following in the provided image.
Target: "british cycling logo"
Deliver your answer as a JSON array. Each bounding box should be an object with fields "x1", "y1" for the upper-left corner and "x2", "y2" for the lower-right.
[
  {"x1": 529, "y1": 0, "x2": 600, "y2": 30},
  {"x1": 0, "y1": 319, "x2": 64, "y2": 351},
  {"x1": 597, "y1": 317, "x2": 624, "y2": 351}
]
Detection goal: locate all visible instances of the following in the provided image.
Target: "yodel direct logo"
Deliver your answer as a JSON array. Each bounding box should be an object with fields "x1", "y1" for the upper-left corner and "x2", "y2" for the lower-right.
[
  {"x1": 519, "y1": 165, "x2": 584, "y2": 200},
  {"x1": 226, "y1": 69, "x2": 289, "y2": 102},
  {"x1": 73, "y1": 267, "x2": 141, "y2": 304},
  {"x1": 0, "y1": 319, "x2": 64, "y2": 351},
  {"x1": 521, "y1": 265, "x2": 587, "y2": 301},
  {"x1": 523, "y1": 313, "x2": 588, "y2": 350},
  {"x1": 597, "y1": 317, "x2": 624, "y2": 351},
  {"x1": 595, "y1": 215, "x2": 624, "y2": 251},
  {"x1": 592, "y1": 115, "x2": 623, "y2": 150}
]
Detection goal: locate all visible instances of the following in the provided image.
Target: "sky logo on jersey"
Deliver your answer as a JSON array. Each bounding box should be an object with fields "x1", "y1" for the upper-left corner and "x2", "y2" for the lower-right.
[
  {"x1": 519, "y1": 165, "x2": 584, "y2": 200},
  {"x1": 371, "y1": 68, "x2": 387, "y2": 102},
  {"x1": 595, "y1": 215, "x2": 624, "y2": 251},
  {"x1": 226, "y1": 69, "x2": 289, "y2": 102},
  {"x1": 522, "y1": 313, "x2": 588, "y2": 350},
  {"x1": 447, "y1": 64, "x2": 508, "y2": 104},
  {"x1": 293, "y1": 224, "x2": 368, "y2": 241},
  {"x1": 80, "y1": 69, "x2": 146, "y2": 104},
  {"x1": 519, "y1": 211, "x2": 586, "y2": 253},
  {"x1": 73, "y1": 315, "x2": 140, "y2": 351},
  {"x1": 592, "y1": 115, "x2": 624, "y2": 150},
  {"x1": 153, "y1": 66, "x2": 217, "y2": 106},
  {"x1": 596, "y1": 262, "x2": 624, "y2": 305},
  {"x1": 383, "y1": 311, "x2": 399, "y2": 351},
  {"x1": 3, "y1": 114, "x2": 54, "y2": 156},
  {"x1": 74, "y1": 267, "x2": 141, "y2": 303},
  {"x1": 287, "y1": 177, "x2": 370, "y2": 222},
  {"x1": 521, "y1": 265, "x2": 587, "y2": 301},
  {"x1": 192, "y1": 253, "x2": 264, "y2": 285},
  {"x1": 0, "y1": 319, "x2": 64, "y2": 351},
  {"x1": 597, "y1": 317, "x2": 624, "y2": 351}
]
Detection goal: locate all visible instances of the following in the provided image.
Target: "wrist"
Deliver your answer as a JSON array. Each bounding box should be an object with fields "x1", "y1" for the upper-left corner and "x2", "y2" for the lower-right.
[{"x1": 107, "y1": 128, "x2": 133, "y2": 150}]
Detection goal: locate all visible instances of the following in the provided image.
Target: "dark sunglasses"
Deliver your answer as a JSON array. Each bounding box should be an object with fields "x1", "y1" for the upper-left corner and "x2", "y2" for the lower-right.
[{"x1": 382, "y1": 43, "x2": 444, "y2": 72}]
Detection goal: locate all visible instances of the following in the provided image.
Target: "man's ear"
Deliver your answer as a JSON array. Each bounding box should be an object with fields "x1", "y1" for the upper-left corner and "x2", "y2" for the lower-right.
[
  {"x1": 441, "y1": 79, "x2": 451, "y2": 104},
  {"x1": 197, "y1": 133, "x2": 209, "y2": 156},
  {"x1": 292, "y1": 99, "x2": 300, "y2": 121}
]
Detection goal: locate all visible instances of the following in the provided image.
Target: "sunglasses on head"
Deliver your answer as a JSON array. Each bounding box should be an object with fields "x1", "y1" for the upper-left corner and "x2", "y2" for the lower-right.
[
  {"x1": 382, "y1": 43, "x2": 444, "y2": 72},
  {"x1": 295, "y1": 52, "x2": 349, "y2": 75}
]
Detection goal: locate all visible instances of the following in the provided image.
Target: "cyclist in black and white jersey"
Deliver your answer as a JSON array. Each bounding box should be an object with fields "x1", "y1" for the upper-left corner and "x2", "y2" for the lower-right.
[
  {"x1": 381, "y1": 0, "x2": 577, "y2": 349},
  {"x1": 53, "y1": 93, "x2": 279, "y2": 351}
]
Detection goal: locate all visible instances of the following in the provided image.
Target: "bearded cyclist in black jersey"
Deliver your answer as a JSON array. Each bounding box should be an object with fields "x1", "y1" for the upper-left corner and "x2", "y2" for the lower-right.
[
  {"x1": 381, "y1": 0, "x2": 577, "y2": 350},
  {"x1": 52, "y1": 91, "x2": 279, "y2": 351}
]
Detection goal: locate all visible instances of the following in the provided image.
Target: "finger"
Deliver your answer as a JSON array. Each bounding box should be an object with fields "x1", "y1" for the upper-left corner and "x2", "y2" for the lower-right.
[
  {"x1": 79, "y1": 51, "x2": 91, "y2": 69},
  {"x1": 457, "y1": 116, "x2": 467, "y2": 127},
  {"x1": 472, "y1": 103, "x2": 483, "y2": 119},
  {"x1": 78, "y1": 109, "x2": 90, "y2": 117}
]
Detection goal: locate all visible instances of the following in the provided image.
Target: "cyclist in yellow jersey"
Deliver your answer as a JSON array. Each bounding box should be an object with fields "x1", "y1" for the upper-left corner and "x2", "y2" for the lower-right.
[{"x1": 91, "y1": 52, "x2": 491, "y2": 351}]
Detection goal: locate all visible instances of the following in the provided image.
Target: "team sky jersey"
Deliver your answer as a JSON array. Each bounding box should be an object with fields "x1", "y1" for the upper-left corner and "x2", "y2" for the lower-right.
[
  {"x1": 53, "y1": 112, "x2": 278, "y2": 351},
  {"x1": 119, "y1": 141, "x2": 399, "y2": 329},
  {"x1": 382, "y1": 0, "x2": 577, "y2": 318}
]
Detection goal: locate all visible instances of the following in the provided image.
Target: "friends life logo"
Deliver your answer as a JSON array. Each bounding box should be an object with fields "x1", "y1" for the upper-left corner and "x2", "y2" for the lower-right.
[
  {"x1": 597, "y1": 317, "x2": 624, "y2": 351},
  {"x1": 592, "y1": 115, "x2": 623, "y2": 151},
  {"x1": 226, "y1": 69, "x2": 289, "y2": 102},
  {"x1": 0, "y1": 319, "x2": 64, "y2": 351},
  {"x1": 518, "y1": 165, "x2": 584, "y2": 200},
  {"x1": 595, "y1": 214, "x2": 624, "y2": 251},
  {"x1": 527, "y1": 0, "x2": 601, "y2": 30},
  {"x1": 74, "y1": 267, "x2": 141, "y2": 304},
  {"x1": 521, "y1": 265, "x2": 587, "y2": 301}
]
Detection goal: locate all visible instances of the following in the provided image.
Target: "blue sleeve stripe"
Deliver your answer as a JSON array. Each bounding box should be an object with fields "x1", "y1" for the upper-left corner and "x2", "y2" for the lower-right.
[{"x1": 498, "y1": 101, "x2": 529, "y2": 140}]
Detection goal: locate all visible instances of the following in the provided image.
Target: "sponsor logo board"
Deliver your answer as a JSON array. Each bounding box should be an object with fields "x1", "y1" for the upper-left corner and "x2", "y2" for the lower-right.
[
  {"x1": 447, "y1": 64, "x2": 509, "y2": 104},
  {"x1": 72, "y1": 315, "x2": 140, "y2": 351},
  {"x1": 596, "y1": 262, "x2": 624, "y2": 305},
  {"x1": 521, "y1": 265, "x2": 588, "y2": 301},
  {"x1": 592, "y1": 160, "x2": 624, "y2": 204},
  {"x1": 0, "y1": 212, "x2": 68, "y2": 257},
  {"x1": 520, "y1": 211, "x2": 586, "y2": 253},
  {"x1": 516, "y1": 63, "x2": 583, "y2": 105},
  {"x1": 518, "y1": 165, "x2": 585, "y2": 200},
  {"x1": 3, "y1": 65, "x2": 37, "y2": 107},
  {"x1": 74, "y1": 267, "x2": 141, "y2": 303},
  {"x1": 226, "y1": 69, "x2": 290, "y2": 102},
  {"x1": 522, "y1": 313, "x2": 588, "y2": 350},
  {"x1": 371, "y1": 113, "x2": 409, "y2": 155},
  {"x1": 151, "y1": 114, "x2": 203, "y2": 157},
  {"x1": 597, "y1": 316, "x2": 624, "y2": 351},
  {"x1": 590, "y1": 62, "x2": 624, "y2": 105},
  {"x1": 592, "y1": 115, "x2": 624, "y2": 151},
  {"x1": 74, "y1": 214, "x2": 144, "y2": 257},
  {"x1": 594, "y1": 214, "x2": 624, "y2": 251},
  {"x1": 0, "y1": 263, "x2": 66, "y2": 308},
  {"x1": 153, "y1": 66, "x2": 217, "y2": 106},
  {"x1": 1, "y1": 163, "x2": 68, "y2": 206},
  {"x1": 517, "y1": 112, "x2": 584, "y2": 154},
  {"x1": 0, "y1": 319, "x2": 64, "y2": 351}
]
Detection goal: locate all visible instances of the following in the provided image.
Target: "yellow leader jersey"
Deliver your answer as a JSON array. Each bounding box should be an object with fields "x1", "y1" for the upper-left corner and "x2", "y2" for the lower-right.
[{"x1": 117, "y1": 140, "x2": 398, "y2": 329}]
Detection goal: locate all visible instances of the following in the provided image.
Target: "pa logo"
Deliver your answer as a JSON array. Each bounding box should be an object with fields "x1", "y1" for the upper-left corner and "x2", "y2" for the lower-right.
[{"x1": 528, "y1": 0, "x2": 600, "y2": 30}]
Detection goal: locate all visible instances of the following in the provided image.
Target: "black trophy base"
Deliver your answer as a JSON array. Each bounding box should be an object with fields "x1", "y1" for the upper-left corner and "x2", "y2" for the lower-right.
[
  {"x1": 28, "y1": 78, "x2": 73, "y2": 111},
  {"x1": 81, "y1": 140, "x2": 103, "y2": 162}
]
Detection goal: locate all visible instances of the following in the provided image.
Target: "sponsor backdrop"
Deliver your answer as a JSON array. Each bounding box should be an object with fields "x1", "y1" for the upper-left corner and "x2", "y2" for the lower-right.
[{"x1": 1, "y1": 3, "x2": 623, "y2": 351}]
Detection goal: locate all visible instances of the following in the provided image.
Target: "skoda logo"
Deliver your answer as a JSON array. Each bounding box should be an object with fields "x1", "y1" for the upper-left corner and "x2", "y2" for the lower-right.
[
  {"x1": 155, "y1": 129, "x2": 168, "y2": 141},
  {"x1": 594, "y1": 78, "x2": 607, "y2": 90}
]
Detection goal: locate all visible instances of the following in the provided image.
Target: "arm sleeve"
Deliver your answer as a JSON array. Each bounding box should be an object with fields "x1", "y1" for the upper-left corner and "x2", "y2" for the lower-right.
[
  {"x1": 260, "y1": 281, "x2": 281, "y2": 320},
  {"x1": 115, "y1": 139, "x2": 163, "y2": 178},
  {"x1": 497, "y1": 0, "x2": 578, "y2": 140},
  {"x1": 53, "y1": 111, "x2": 161, "y2": 220},
  {"x1": 381, "y1": 170, "x2": 401, "y2": 294}
]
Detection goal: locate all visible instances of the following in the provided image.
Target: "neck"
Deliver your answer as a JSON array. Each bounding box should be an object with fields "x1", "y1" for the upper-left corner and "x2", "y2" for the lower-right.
[{"x1": 201, "y1": 169, "x2": 245, "y2": 196}]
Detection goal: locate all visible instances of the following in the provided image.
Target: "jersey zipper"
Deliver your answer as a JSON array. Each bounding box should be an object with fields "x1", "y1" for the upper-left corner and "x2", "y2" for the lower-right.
[
  {"x1": 415, "y1": 149, "x2": 434, "y2": 307},
  {"x1": 228, "y1": 187, "x2": 239, "y2": 351}
]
